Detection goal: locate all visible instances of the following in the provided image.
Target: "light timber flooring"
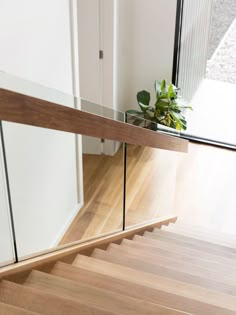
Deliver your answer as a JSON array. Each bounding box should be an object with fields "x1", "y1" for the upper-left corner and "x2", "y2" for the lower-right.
[
  {"x1": 61, "y1": 144, "x2": 178, "y2": 245},
  {"x1": 61, "y1": 142, "x2": 236, "y2": 246}
]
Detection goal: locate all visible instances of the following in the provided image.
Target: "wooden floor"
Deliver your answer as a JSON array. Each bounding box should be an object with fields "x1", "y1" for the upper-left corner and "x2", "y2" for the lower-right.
[
  {"x1": 61, "y1": 142, "x2": 236, "y2": 245},
  {"x1": 61, "y1": 146, "x2": 124, "y2": 244},
  {"x1": 61, "y1": 144, "x2": 178, "y2": 244}
]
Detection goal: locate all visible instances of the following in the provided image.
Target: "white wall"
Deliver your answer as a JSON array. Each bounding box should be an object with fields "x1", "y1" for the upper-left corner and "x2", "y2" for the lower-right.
[
  {"x1": 0, "y1": 0, "x2": 81, "y2": 259},
  {"x1": 77, "y1": 0, "x2": 177, "y2": 114},
  {"x1": 0, "y1": 0, "x2": 73, "y2": 94},
  {"x1": 0, "y1": 135, "x2": 15, "y2": 266},
  {"x1": 115, "y1": 0, "x2": 177, "y2": 112}
]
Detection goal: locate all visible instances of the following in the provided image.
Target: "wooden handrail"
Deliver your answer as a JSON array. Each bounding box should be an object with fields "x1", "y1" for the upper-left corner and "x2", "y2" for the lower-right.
[{"x1": 0, "y1": 88, "x2": 188, "y2": 153}]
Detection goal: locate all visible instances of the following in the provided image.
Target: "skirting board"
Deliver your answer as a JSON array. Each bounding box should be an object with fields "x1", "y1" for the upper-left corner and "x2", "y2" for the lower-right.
[
  {"x1": 50, "y1": 202, "x2": 83, "y2": 248},
  {"x1": 0, "y1": 259, "x2": 15, "y2": 268}
]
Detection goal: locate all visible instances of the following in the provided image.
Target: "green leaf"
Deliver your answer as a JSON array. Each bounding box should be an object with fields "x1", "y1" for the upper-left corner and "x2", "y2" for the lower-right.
[
  {"x1": 171, "y1": 108, "x2": 181, "y2": 113},
  {"x1": 129, "y1": 79, "x2": 192, "y2": 131},
  {"x1": 170, "y1": 111, "x2": 186, "y2": 131},
  {"x1": 155, "y1": 99, "x2": 168, "y2": 109},
  {"x1": 168, "y1": 84, "x2": 177, "y2": 99},
  {"x1": 138, "y1": 103, "x2": 151, "y2": 113},
  {"x1": 154, "y1": 81, "x2": 161, "y2": 98},
  {"x1": 137, "y1": 90, "x2": 150, "y2": 106},
  {"x1": 160, "y1": 80, "x2": 166, "y2": 93},
  {"x1": 159, "y1": 93, "x2": 169, "y2": 100}
]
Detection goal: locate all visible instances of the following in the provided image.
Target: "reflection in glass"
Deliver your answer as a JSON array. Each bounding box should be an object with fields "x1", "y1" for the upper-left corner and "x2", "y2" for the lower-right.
[
  {"x1": 61, "y1": 136, "x2": 124, "y2": 244},
  {"x1": 2, "y1": 122, "x2": 79, "y2": 260},
  {"x1": 60, "y1": 102, "x2": 125, "y2": 244},
  {"x1": 2, "y1": 118, "x2": 124, "y2": 260},
  {"x1": 125, "y1": 144, "x2": 180, "y2": 228}
]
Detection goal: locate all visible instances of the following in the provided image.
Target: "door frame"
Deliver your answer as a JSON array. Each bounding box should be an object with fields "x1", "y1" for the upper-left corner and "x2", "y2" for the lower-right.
[
  {"x1": 172, "y1": 0, "x2": 184, "y2": 85},
  {"x1": 171, "y1": 0, "x2": 236, "y2": 150}
]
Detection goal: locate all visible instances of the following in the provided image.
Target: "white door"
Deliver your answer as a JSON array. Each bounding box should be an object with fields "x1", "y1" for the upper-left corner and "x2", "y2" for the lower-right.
[
  {"x1": 78, "y1": 0, "x2": 117, "y2": 155},
  {"x1": 77, "y1": 0, "x2": 102, "y2": 104}
]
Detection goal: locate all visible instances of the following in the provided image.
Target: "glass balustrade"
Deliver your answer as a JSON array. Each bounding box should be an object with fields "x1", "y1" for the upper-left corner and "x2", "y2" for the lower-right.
[
  {"x1": 1, "y1": 71, "x2": 236, "y2": 266},
  {"x1": 125, "y1": 142, "x2": 180, "y2": 228},
  {"x1": 0, "y1": 72, "x2": 125, "y2": 262},
  {"x1": 124, "y1": 115, "x2": 181, "y2": 228},
  {"x1": 1, "y1": 121, "x2": 124, "y2": 261}
]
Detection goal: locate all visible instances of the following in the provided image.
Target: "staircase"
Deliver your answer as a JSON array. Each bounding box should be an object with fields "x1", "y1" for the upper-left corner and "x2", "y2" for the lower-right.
[{"x1": 1, "y1": 221, "x2": 236, "y2": 315}]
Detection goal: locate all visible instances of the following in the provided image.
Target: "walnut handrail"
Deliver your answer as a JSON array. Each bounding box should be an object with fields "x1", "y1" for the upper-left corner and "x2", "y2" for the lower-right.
[{"x1": 0, "y1": 88, "x2": 188, "y2": 153}]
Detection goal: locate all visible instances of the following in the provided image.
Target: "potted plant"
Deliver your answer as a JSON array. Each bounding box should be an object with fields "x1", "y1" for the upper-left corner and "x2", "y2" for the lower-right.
[{"x1": 126, "y1": 80, "x2": 192, "y2": 131}]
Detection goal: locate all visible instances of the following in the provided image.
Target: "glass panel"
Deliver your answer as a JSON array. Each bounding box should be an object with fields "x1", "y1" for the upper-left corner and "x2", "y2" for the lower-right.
[
  {"x1": 0, "y1": 71, "x2": 75, "y2": 107},
  {"x1": 126, "y1": 140, "x2": 236, "y2": 237},
  {"x1": 126, "y1": 112, "x2": 183, "y2": 142},
  {"x1": 0, "y1": 125, "x2": 15, "y2": 266},
  {"x1": 0, "y1": 72, "x2": 125, "y2": 121},
  {"x1": 125, "y1": 143, "x2": 180, "y2": 228},
  {"x1": 2, "y1": 120, "x2": 124, "y2": 260},
  {"x1": 172, "y1": 142, "x2": 236, "y2": 235},
  {"x1": 0, "y1": 71, "x2": 125, "y2": 260},
  {"x1": 81, "y1": 99, "x2": 125, "y2": 123},
  {"x1": 61, "y1": 135, "x2": 124, "y2": 244}
]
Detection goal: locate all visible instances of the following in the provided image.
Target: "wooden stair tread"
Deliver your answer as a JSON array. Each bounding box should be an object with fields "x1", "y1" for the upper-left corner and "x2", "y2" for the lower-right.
[
  {"x1": 170, "y1": 222, "x2": 236, "y2": 240},
  {"x1": 133, "y1": 234, "x2": 236, "y2": 268},
  {"x1": 50, "y1": 262, "x2": 188, "y2": 314},
  {"x1": 92, "y1": 247, "x2": 236, "y2": 295},
  {"x1": 163, "y1": 226, "x2": 236, "y2": 249},
  {"x1": 23, "y1": 270, "x2": 182, "y2": 315},
  {"x1": 2, "y1": 218, "x2": 236, "y2": 315},
  {"x1": 73, "y1": 254, "x2": 236, "y2": 312},
  {"x1": 144, "y1": 231, "x2": 236, "y2": 261},
  {"x1": 108, "y1": 242, "x2": 236, "y2": 286},
  {"x1": 70, "y1": 259, "x2": 236, "y2": 315},
  {"x1": 165, "y1": 224, "x2": 236, "y2": 247},
  {"x1": 154, "y1": 228, "x2": 236, "y2": 254},
  {"x1": 0, "y1": 302, "x2": 38, "y2": 315},
  {"x1": 120, "y1": 238, "x2": 236, "y2": 276},
  {"x1": 0, "y1": 280, "x2": 116, "y2": 315}
]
